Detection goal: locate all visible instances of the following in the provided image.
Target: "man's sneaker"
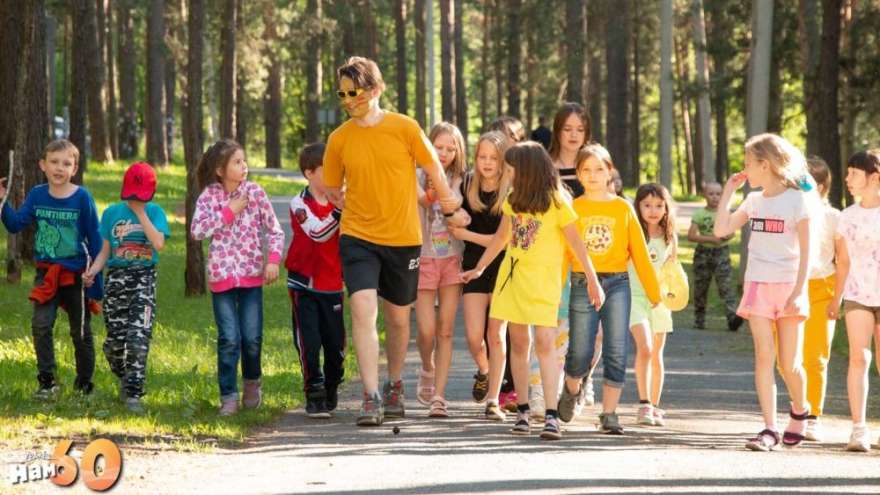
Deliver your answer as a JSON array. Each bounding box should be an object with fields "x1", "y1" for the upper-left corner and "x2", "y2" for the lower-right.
[
  {"x1": 219, "y1": 397, "x2": 239, "y2": 417},
  {"x1": 599, "y1": 412, "x2": 624, "y2": 435},
  {"x1": 242, "y1": 379, "x2": 262, "y2": 409},
  {"x1": 306, "y1": 389, "x2": 331, "y2": 419},
  {"x1": 528, "y1": 386, "x2": 546, "y2": 421},
  {"x1": 356, "y1": 392, "x2": 384, "y2": 426},
  {"x1": 652, "y1": 407, "x2": 667, "y2": 427},
  {"x1": 727, "y1": 314, "x2": 745, "y2": 332},
  {"x1": 804, "y1": 417, "x2": 822, "y2": 442},
  {"x1": 557, "y1": 383, "x2": 579, "y2": 423},
  {"x1": 383, "y1": 380, "x2": 405, "y2": 418},
  {"x1": 125, "y1": 397, "x2": 145, "y2": 415},
  {"x1": 485, "y1": 401, "x2": 506, "y2": 421},
  {"x1": 510, "y1": 410, "x2": 531, "y2": 435},
  {"x1": 540, "y1": 416, "x2": 562, "y2": 440},
  {"x1": 33, "y1": 384, "x2": 59, "y2": 401},
  {"x1": 582, "y1": 377, "x2": 596, "y2": 407},
  {"x1": 472, "y1": 372, "x2": 489, "y2": 403},
  {"x1": 326, "y1": 383, "x2": 339, "y2": 412},
  {"x1": 637, "y1": 404, "x2": 655, "y2": 426},
  {"x1": 846, "y1": 424, "x2": 871, "y2": 452}
]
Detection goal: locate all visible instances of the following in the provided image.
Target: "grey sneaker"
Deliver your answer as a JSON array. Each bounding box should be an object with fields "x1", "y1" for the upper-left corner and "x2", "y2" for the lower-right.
[
  {"x1": 599, "y1": 412, "x2": 624, "y2": 435},
  {"x1": 125, "y1": 397, "x2": 145, "y2": 415},
  {"x1": 219, "y1": 397, "x2": 239, "y2": 417},
  {"x1": 383, "y1": 380, "x2": 405, "y2": 418},
  {"x1": 356, "y1": 392, "x2": 384, "y2": 426},
  {"x1": 557, "y1": 382, "x2": 579, "y2": 423},
  {"x1": 510, "y1": 410, "x2": 531, "y2": 435}
]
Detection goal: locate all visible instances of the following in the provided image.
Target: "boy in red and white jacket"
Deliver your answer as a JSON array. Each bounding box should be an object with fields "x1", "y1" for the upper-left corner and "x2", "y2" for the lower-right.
[{"x1": 285, "y1": 143, "x2": 346, "y2": 418}]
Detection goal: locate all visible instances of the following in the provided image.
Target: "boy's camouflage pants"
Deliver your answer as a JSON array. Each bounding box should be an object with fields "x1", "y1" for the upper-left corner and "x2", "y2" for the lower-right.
[
  {"x1": 102, "y1": 265, "x2": 157, "y2": 399},
  {"x1": 692, "y1": 245, "x2": 739, "y2": 325}
]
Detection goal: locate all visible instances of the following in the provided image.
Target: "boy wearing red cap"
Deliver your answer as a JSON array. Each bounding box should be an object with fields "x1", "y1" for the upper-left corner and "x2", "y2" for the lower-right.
[{"x1": 84, "y1": 162, "x2": 170, "y2": 413}]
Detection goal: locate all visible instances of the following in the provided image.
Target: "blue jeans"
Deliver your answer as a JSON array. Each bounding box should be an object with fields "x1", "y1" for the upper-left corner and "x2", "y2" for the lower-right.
[
  {"x1": 212, "y1": 287, "x2": 264, "y2": 399},
  {"x1": 566, "y1": 272, "x2": 631, "y2": 388}
]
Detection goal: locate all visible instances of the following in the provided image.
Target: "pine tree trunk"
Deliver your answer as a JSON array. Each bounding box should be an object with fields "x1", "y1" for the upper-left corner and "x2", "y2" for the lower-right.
[
  {"x1": 798, "y1": 0, "x2": 821, "y2": 156},
  {"x1": 629, "y1": 0, "x2": 641, "y2": 184},
  {"x1": 146, "y1": 0, "x2": 167, "y2": 165},
  {"x1": 493, "y1": 0, "x2": 503, "y2": 118},
  {"x1": 1, "y1": 0, "x2": 23, "y2": 282},
  {"x1": 183, "y1": 0, "x2": 206, "y2": 296},
  {"x1": 104, "y1": 0, "x2": 119, "y2": 157},
  {"x1": 479, "y1": 0, "x2": 489, "y2": 128},
  {"x1": 674, "y1": 31, "x2": 695, "y2": 195},
  {"x1": 505, "y1": 0, "x2": 521, "y2": 118},
  {"x1": 746, "y1": 0, "x2": 773, "y2": 138},
  {"x1": 606, "y1": 0, "x2": 630, "y2": 183},
  {"x1": 394, "y1": 0, "x2": 407, "y2": 115},
  {"x1": 587, "y1": 0, "x2": 603, "y2": 143},
  {"x1": 691, "y1": 0, "x2": 715, "y2": 184},
  {"x1": 414, "y1": 0, "x2": 426, "y2": 127},
  {"x1": 263, "y1": 2, "x2": 282, "y2": 169},
  {"x1": 818, "y1": 0, "x2": 842, "y2": 206},
  {"x1": 117, "y1": 0, "x2": 138, "y2": 158},
  {"x1": 767, "y1": 8, "x2": 784, "y2": 134},
  {"x1": 70, "y1": 1, "x2": 90, "y2": 180},
  {"x1": 439, "y1": 0, "x2": 455, "y2": 123},
  {"x1": 564, "y1": 0, "x2": 585, "y2": 103},
  {"x1": 305, "y1": 0, "x2": 322, "y2": 142},
  {"x1": 84, "y1": 0, "x2": 112, "y2": 162},
  {"x1": 46, "y1": 14, "x2": 57, "y2": 130},
  {"x1": 454, "y1": 0, "x2": 467, "y2": 138},
  {"x1": 218, "y1": 0, "x2": 236, "y2": 139},
  {"x1": 234, "y1": 0, "x2": 246, "y2": 148},
  {"x1": 659, "y1": 0, "x2": 674, "y2": 190}
]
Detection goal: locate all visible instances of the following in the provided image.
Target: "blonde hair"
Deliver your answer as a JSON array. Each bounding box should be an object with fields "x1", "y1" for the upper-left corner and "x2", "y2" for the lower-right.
[
  {"x1": 428, "y1": 122, "x2": 466, "y2": 182},
  {"x1": 744, "y1": 133, "x2": 812, "y2": 192},
  {"x1": 467, "y1": 131, "x2": 512, "y2": 216}
]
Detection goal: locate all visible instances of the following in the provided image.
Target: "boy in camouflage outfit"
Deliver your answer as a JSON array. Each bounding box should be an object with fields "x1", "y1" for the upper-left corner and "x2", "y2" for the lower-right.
[
  {"x1": 84, "y1": 163, "x2": 170, "y2": 413},
  {"x1": 687, "y1": 182, "x2": 744, "y2": 332}
]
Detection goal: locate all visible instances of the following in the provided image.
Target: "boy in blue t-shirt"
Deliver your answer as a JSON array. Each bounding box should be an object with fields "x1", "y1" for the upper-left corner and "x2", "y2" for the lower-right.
[
  {"x1": 83, "y1": 162, "x2": 169, "y2": 413},
  {"x1": 0, "y1": 140, "x2": 103, "y2": 398}
]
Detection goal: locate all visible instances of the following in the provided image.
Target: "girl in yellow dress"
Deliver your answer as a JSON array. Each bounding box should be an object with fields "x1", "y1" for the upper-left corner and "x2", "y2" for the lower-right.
[{"x1": 461, "y1": 141, "x2": 603, "y2": 440}]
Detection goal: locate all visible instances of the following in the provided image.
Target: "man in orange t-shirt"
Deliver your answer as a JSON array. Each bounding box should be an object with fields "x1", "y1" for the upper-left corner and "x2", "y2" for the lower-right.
[{"x1": 323, "y1": 57, "x2": 465, "y2": 427}]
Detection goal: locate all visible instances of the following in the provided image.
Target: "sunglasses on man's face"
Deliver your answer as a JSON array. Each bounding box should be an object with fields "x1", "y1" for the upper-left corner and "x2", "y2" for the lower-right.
[{"x1": 337, "y1": 87, "x2": 366, "y2": 99}]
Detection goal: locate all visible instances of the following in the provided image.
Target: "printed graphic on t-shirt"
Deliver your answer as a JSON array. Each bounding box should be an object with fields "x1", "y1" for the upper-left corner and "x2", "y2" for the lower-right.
[
  {"x1": 583, "y1": 216, "x2": 616, "y2": 255},
  {"x1": 510, "y1": 215, "x2": 541, "y2": 250},
  {"x1": 750, "y1": 217, "x2": 785, "y2": 234},
  {"x1": 35, "y1": 207, "x2": 80, "y2": 259},
  {"x1": 110, "y1": 219, "x2": 153, "y2": 262}
]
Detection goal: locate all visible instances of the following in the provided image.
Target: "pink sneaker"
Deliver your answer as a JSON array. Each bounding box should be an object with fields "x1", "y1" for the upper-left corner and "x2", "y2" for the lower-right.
[
  {"x1": 242, "y1": 379, "x2": 262, "y2": 409},
  {"x1": 219, "y1": 397, "x2": 239, "y2": 416}
]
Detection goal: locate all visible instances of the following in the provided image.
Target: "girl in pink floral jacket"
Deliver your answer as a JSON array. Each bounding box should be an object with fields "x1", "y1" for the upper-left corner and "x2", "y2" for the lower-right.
[{"x1": 191, "y1": 139, "x2": 285, "y2": 416}]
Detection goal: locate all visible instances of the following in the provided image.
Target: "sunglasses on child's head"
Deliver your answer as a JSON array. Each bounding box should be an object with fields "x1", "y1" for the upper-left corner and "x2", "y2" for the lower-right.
[{"x1": 336, "y1": 87, "x2": 366, "y2": 99}]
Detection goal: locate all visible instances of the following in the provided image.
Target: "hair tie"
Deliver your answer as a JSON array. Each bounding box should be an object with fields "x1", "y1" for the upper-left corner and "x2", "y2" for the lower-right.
[{"x1": 797, "y1": 174, "x2": 814, "y2": 192}]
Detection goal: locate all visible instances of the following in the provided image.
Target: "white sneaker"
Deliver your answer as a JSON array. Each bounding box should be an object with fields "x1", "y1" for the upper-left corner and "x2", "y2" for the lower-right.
[
  {"x1": 652, "y1": 407, "x2": 666, "y2": 426},
  {"x1": 846, "y1": 425, "x2": 871, "y2": 452},
  {"x1": 528, "y1": 385, "x2": 545, "y2": 420},
  {"x1": 804, "y1": 418, "x2": 822, "y2": 442},
  {"x1": 637, "y1": 404, "x2": 655, "y2": 426}
]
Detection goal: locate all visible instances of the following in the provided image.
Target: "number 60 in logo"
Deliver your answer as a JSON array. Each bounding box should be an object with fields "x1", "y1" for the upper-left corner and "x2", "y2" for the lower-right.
[{"x1": 51, "y1": 439, "x2": 122, "y2": 491}]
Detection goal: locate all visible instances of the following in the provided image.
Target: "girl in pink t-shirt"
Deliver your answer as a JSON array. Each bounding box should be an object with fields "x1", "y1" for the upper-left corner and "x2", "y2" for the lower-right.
[
  {"x1": 828, "y1": 149, "x2": 880, "y2": 452},
  {"x1": 715, "y1": 133, "x2": 820, "y2": 452}
]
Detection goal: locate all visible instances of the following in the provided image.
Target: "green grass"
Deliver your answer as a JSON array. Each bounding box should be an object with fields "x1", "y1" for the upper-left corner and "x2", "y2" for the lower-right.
[{"x1": 0, "y1": 161, "x2": 355, "y2": 451}]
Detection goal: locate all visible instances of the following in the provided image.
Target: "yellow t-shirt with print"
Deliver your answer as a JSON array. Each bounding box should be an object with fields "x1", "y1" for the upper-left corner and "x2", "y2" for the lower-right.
[
  {"x1": 489, "y1": 192, "x2": 578, "y2": 327},
  {"x1": 566, "y1": 196, "x2": 661, "y2": 305},
  {"x1": 323, "y1": 112, "x2": 437, "y2": 246}
]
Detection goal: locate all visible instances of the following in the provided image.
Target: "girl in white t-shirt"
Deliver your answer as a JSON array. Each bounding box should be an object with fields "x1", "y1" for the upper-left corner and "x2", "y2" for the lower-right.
[
  {"x1": 828, "y1": 149, "x2": 880, "y2": 452},
  {"x1": 715, "y1": 133, "x2": 820, "y2": 452}
]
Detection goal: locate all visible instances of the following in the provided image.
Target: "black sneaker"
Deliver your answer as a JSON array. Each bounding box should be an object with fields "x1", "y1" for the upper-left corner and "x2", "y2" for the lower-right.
[
  {"x1": 33, "y1": 383, "x2": 59, "y2": 400},
  {"x1": 326, "y1": 383, "x2": 339, "y2": 412},
  {"x1": 74, "y1": 380, "x2": 94, "y2": 395},
  {"x1": 472, "y1": 372, "x2": 489, "y2": 403},
  {"x1": 727, "y1": 314, "x2": 745, "y2": 332},
  {"x1": 306, "y1": 387, "x2": 331, "y2": 418}
]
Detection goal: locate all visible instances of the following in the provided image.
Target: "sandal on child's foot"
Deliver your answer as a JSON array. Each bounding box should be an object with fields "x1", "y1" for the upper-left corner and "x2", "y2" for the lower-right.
[
  {"x1": 782, "y1": 406, "x2": 810, "y2": 447},
  {"x1": 428, "y1": 396, "x2": 449, "y2": 418},
  {"x1": 746, "y1": 429, "x2": 781, "y2": 452},
  {"x1": 540, "y1": 416, "x2": 562, "y2": 440},
  {"x1": 417, "y1": 369, "x2": 435, "y2": 406}
]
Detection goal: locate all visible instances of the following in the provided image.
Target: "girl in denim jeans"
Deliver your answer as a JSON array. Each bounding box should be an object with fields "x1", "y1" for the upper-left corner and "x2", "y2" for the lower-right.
[
  {"x1": 558, "y1": 143, "x2": 660, "y2": 435},
  {"x1": 191, "y1": 139, "x2": 285, "y2": 416}
]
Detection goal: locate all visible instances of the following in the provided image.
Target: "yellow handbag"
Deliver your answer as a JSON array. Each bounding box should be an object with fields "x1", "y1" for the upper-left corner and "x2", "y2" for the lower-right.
[{"x1": 659, "y1": 258, "x2": 689, "y2": 312}]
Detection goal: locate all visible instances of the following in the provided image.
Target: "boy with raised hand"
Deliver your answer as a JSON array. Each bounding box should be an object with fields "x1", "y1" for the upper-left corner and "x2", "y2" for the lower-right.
[
  {"x1": 0, "y1": 139, "x2": 103, "y2": 399},
  {"x1": 687, "y1": 182, "x2": 744, "y2": 331},
  {"x1": 83, "y1": 162, "x2": 170, "y2": 414}
]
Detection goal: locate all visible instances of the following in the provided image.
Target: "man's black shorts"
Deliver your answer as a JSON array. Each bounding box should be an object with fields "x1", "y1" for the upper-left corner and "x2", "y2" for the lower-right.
[{"x1": 340, "y1": 235, "x2": 421, "y2": 306}]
